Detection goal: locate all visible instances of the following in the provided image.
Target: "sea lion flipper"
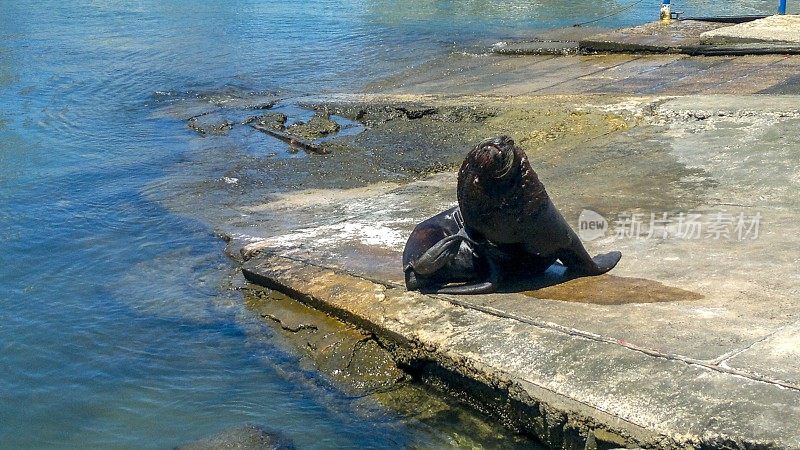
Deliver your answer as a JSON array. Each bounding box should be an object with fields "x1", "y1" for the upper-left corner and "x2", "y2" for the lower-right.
[
  {"x1": 404, "y1": 270, "x2": 423, "y2": 291},
  {"x1": 429, "y1": 281, "x2": 495, "y2": 295},
  {"x1": 590, "y1": 251, "x2": 622, "y2": 273},
  {"x1": 560, "y1": 241, "x2": 622, "y2": 276},
  {"x1": 410, "y1": 233, "x2": 467, "y2": 276},
  {"x1": 424, "y1": 253, "x2": 499, "y2": 295}
]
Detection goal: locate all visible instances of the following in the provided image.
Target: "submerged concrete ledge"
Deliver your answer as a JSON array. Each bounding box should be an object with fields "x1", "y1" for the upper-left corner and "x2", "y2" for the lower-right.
[{"x1": 242, "y1": 253, "x2": 800, "y2": 449}]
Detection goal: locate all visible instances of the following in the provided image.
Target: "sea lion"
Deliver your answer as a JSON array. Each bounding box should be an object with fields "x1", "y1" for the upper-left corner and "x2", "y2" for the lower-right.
[
  {"x1": 402, "y1": 206, "x2": 498, "y2": 294},
  {"x1": 457, "y1": 135, "x2": 621, "y2": 277}
]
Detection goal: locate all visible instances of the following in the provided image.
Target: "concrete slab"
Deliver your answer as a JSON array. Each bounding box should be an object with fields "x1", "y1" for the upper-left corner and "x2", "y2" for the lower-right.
[
  {"x1": 726, "y1": 321, "x2": 800, "y2": 386},
  {"x1": 537, "y1": 55, "x2": 677, "y2": 94},
  {"x1": 701, "y1": 15, "x2": 800, "y2": 44},
  {"x1": 391, "y1": 55, "x2": 557, "y2": 95},
  {"x1": 581, "y1": 20, "x2": 730, "y2": 53},
  {"x1": 236, "y1": 94, "x2": 800, "y2": 448},
  {"x1": 617, "y1": 56, "x2": 734, "y2": 94},
  {"x1": 366, "y1": 54, "x2": 548, "y2": 94},
  {"x1": 373, "y1": 51, "x2": 800, "y2": 96},
  {"x1": 488, "y1": 55, "x2": 638, "y2": 96},
  {"x1": 697, "y1": 55, "x2": 790, "y2": 94},
  {"x1": 242, "y1": 254, "x2": 800, "y2": 450},
  {"x1": 581, "y1": 18, "x2": 800, "y2": 55}
]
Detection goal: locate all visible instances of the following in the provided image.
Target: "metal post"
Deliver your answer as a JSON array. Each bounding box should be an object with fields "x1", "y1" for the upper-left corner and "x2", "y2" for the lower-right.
[
  {"x1": 778, "y1": 0, "x2": 787, "y2": 14},
  {"x1": 660, "y1": 0, "x2": 671, "y2": 22}
]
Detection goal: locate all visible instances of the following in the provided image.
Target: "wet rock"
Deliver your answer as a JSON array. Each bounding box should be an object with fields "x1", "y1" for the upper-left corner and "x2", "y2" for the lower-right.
[
  {"x1": 187, "y1": 112, "x2": 235, "y2": 135},
  {"x1": 398, "y1": 105, "x2": 438, "y2": 119},
  {"x1": 243, "y1": 112, "x2": 288, "y2": 130},
  {"x1": 312, "y1": 103, "x2": 404, "y2": 126},
  {"x1": 190, "y1": 88, "x2": 280, "y2": 110},
  {"x1": 286, "y1": 115, "x2": 340, "y2": 140},
  {"x1": 177, "y1": 425, "x2": 295, "y2": 450},
  {"x1": 244, "y1": 100, "x2": 277, "y2": 111},
  {"x1": 311, "y1": 102, "x2": 496, "y2": 126},
  {"x1": 261, "y1": 307, "x2": 318, "y2": 332},
  {"x1": 433, "y1": 105, "x2": 498, "y2": 123},
  {"x1": 311, "y1": 103, "x2": 434, "y2": 126}
]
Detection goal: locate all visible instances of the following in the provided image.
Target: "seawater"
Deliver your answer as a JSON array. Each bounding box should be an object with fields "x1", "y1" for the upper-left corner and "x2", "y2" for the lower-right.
[{"x1": 0, "y1": 1, "x2": 785, "y2": 448}]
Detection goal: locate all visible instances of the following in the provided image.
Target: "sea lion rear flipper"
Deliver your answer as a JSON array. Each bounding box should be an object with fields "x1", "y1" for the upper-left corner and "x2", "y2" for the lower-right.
[
  {"x1": 424, "y1": 249, "x2": 499, "y2": 295},
  {"x1": 429, "y1": 281, "x2": 495, "y2": 295}
]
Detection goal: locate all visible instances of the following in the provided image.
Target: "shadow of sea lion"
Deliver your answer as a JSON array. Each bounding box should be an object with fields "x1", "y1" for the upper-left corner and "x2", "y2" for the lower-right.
[{"x1": 498, "y1": 264, "x2": 704, "y2": 305}]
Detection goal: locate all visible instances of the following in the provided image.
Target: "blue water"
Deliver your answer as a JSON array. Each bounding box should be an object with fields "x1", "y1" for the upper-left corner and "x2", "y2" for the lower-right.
[{"x1": 0, "y1": 1, "x2": 788, "y2": 448}]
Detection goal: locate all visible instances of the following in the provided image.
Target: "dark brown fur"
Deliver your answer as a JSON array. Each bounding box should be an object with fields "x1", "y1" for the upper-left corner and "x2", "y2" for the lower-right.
[{"x1": 457, "y1": 135, "x2": 621, "y2": 277}]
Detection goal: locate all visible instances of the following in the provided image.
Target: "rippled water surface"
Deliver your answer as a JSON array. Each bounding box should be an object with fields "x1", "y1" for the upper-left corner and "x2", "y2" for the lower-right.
[{"x1": 0, "y1": 1, "x2": 788, "y2": 448}]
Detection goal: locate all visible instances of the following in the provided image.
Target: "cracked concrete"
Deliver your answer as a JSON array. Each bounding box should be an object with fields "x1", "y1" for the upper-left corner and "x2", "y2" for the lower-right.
[
  {"x1": 154, "y1": 42, "x2": 800, "y2": 449},
  {"x1": 243, "y1": 286, "x2": 535, "y2": 449},
  {"x1": 245, "y1": 287, "x2": 406, "y2": 399},
  {"x1": 236, "y1": 94, "x2": 800, "y2": 449}
]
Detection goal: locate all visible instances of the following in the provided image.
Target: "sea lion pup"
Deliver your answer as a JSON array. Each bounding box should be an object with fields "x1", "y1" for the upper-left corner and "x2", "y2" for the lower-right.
[
  {"x1": 402, "y1": 206, "x2": 499, "y2": 294},
  {"x1": 457, "y1": 135, "x2": 621, "y2": 277}
]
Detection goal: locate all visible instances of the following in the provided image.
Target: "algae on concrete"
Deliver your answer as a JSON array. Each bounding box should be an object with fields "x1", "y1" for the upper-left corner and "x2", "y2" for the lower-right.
[{"x1": 243, "y1": 286, "x2": 536, "y2": 449}]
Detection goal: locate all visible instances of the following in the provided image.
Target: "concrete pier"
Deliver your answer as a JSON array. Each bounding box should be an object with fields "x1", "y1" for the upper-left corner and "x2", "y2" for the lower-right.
[{"x1": 234, "y1": 19, "x2": 800, "y2": 450}]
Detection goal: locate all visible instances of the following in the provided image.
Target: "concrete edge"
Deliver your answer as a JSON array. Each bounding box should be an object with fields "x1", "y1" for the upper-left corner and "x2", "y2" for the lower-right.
[
  {"x1": 240, "y1": 253, "x2": 664, "y2": 449},
  {"x1": 240, "y1": 252, "x2": 800, "y2": 450},
  {"x1": 578, "y1": 40, "x2": 800, "y2": 56}
]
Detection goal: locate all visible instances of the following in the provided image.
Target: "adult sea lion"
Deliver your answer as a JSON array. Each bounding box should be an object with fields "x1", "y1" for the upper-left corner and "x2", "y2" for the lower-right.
[
  {"x1": 402, "y1": 206, "x2": 498, "y2": 294},
  {"x1": 457, "y1": 135, "x2": 621, "y2": 276}
]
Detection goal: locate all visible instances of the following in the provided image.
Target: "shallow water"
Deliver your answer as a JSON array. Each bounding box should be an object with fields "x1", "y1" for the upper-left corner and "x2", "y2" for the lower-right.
[{"x1": 0, "y1": 1, "x2": 787, "y2": 448}]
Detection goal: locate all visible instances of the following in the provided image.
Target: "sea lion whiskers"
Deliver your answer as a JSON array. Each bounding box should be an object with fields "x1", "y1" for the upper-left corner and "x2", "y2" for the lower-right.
[
  {"x1": 474, "y1": 138, "x2": 516, "y2": 180},
  {"x1": 495, "y1": 149, "x2": 515, "y2": 179}
]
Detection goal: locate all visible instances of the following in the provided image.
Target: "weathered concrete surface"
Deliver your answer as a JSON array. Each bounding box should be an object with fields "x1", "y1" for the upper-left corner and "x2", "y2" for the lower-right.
[
  {"x1": 580, "y1": 20, "x2": 730, "y2": 53},
  {"x1": 367, "y1": 52, "x2": 800, "y2": 96},
  {"x1": 580, "y1": 18, "x2": 800, "y2": 55},
  {"x1": 243, "y1": 287, "x2": 536, "y2": 449},
  {"x1": 238, "y1": 94, "x2": 800, "y2": 449},
  {"x1": 701, "y1": 15, "x2": 800, "y2": 44}
]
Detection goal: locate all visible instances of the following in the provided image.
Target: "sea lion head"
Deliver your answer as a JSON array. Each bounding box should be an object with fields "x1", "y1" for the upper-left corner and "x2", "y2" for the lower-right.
[{"x1": 471, "y1": 135, "x2": 519, "y2": 182}]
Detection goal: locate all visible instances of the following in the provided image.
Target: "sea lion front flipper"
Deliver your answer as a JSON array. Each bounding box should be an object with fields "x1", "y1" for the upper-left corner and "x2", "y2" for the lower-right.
[
  {"x1": 409, "y1": 231, "x2": 474, "y2": 276},
  {"x1": 589, "y1": 251, "x2": 622, "y2": 273},
  {"x1": 555, "y1": 226, "x2": 623, "y2": 276}
]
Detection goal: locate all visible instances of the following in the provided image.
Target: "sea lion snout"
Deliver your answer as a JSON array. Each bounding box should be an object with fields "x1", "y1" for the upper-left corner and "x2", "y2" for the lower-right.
[{"x1": 473, "y1": 135, "x2": 517, "y2": 179}]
